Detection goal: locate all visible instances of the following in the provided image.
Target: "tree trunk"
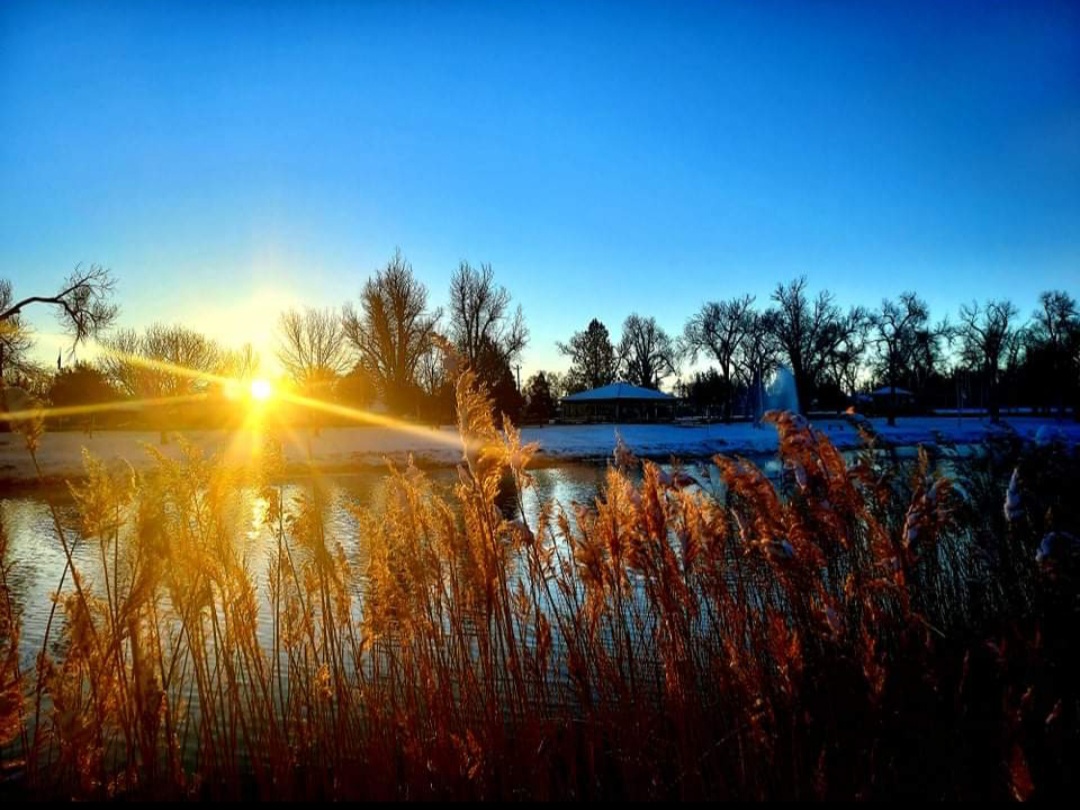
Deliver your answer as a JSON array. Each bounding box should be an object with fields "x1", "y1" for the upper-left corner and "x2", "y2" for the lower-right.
[
  {"x1": 794, "y1": 370, "x2": 810, "y2": 417},
  {"x1": 887, "y1": 364, "x2": 898, "y2": 427},
  {"x1": 988, "y1": 369, "x2": 1000, "y2": 423}
]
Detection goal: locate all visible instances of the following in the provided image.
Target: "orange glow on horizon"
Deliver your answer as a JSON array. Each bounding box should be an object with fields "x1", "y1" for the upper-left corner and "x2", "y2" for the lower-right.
[{"x1": 2, "y1": 346, "x2": 488, "y2": 465}]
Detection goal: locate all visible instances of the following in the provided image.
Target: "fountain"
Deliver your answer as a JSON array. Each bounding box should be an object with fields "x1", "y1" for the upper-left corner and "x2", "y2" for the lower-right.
[{"x1": 756, "y1": 366, "x2": 800, "y2": 422}]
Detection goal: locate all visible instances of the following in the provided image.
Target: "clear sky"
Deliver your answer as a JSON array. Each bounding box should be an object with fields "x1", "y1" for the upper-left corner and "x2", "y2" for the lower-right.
[{"x1": 2, "y1": 1, "x2": 1078, "y2": 382}]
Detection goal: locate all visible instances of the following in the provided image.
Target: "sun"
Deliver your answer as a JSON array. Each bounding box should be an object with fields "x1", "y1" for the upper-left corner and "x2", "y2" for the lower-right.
[{"x1": 249, "y1": 378, "x2": 274, "y2": 402}]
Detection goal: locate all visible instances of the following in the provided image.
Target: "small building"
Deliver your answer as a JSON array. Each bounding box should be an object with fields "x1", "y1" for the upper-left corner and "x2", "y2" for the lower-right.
[
  {"x1": 861, "y1": 385, "x2": 916, "y2": 415},
  {"x1": 870, "y1": 385, "x2": 914, "y2": 401},
  {"x1": 560, "y1": 381, "x2": 677, "y2": 423}
]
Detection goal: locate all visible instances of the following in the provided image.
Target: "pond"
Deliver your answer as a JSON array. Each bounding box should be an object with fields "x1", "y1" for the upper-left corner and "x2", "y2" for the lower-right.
[
  {"x1": 0, "y1": 443, "x2": 951, "y2": 676},
  {"x1": 2, "y1": 463, "x2": 631, "y2": 671}
]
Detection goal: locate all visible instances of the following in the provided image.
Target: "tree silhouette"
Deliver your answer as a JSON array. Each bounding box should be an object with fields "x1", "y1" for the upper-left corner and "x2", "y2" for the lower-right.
[
  {"x1": 343, "y1": 250, "x2": 440, "y2": 414},
  {"x1": 0, "y1": 280, "x2": 35, "y2": 380},
  {"x1": 473, "y1": 335, "x2": 524, "y2": 420},
  {"x1": 957, "y1": 299, "x2": 1019, "y2": 422},
  {"x1": 870, "y1": 293, "x2": 931, "y2": 426},
  {"x1": 734, "y1": 310, "x2": 780, "y2": 419},
  {"x1": 618, "y1": 314, "x2": 677, "y2": 390},
  {"x1": 447, "y1": 262, "x2": 527, "y2": 414},
  {"x1": 413, "y1": 336, "x2": 457, "y2": 424},
  {"x1": 448, "y1": 262, "x2": 527, "y2": 371},
  {"x1": 681, "y1": 295, "x2": 755, "y2": 421},
  {"x1": 558, "y1": 318, "x2": 619, "y2": 393},
  {"x1": 1025, "y1": 291, "x2": 1079, "y2": 417},
  {"x1": 524, "y1": 371, "x2": 556, "y2": 423},
  {"x1": 48, "y1": 362, "x2": 119, "y2": 435},
  {"x1": 770, "y1": 277, "x2": 859, "y2": 413},
  {"x1": 276, "y1": 307, "x2": 351, "y2": 388},
  {"x1": 822, "y1": 309, "x2": 870, "y2": 410},
  {"x1": 337, "y1": 363, "x2": 378, "y2": 410},
  {"x1": 0, "y1": 265, "x2": 118, "y2": 381},
  {"x1": 276, "y1": 307, "x2": 351, "y2": 435},
  {"x1": 219, "y1": 342, "x2": 260, "y2": 383},
  {"x1": 100, "y1": 324, "x2": 223, "y2": 441}
]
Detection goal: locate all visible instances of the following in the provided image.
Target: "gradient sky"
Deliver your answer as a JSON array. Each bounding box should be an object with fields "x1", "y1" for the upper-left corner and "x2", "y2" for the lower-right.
[{"x1": 2, "y1": 1, "x2": 1078, "y2": 383}]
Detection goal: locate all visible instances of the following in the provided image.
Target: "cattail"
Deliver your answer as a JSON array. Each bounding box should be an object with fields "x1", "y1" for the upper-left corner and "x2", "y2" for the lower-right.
[
  {"x1": 612, "y1": 429, "x2": 637, "y2": 470},
  {"x1": 901, "y1": 484, "x2": 928, "y2": 552},
  {"x1": 506, "y1": 517, "x2": 534, "y2": 547},
  {"x1": 1003, "y1": 467, "x2": 1023, "y2": 523}
]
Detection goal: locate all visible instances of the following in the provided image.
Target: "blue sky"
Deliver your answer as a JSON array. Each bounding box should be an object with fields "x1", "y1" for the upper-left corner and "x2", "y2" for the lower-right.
[{"x1": 2, "y1": 0, "x2": 1078, "y2": 382}]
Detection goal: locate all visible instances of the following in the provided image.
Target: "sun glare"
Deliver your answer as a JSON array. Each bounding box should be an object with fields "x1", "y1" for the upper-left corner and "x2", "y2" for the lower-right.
[{"x1": 250, "y1": 378, "x2": 274, "y2": 402}]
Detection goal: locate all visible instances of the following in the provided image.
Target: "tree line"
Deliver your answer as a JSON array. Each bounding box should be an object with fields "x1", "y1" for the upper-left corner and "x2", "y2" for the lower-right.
[
  {"x1": 551, "y1": 279, "x2": 1079, "y2": 426},
  {"x1": 1, "y1": 262, "x2": 1077, "y2": 429},
  {"x1": 0, "y1": 255, "x2": 528, "y2": 430}
]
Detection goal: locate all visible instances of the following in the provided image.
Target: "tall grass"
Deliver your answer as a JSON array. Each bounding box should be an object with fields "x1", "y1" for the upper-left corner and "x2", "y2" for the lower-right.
[{"x1": 1, "y1": 374, "x2": 1077, "y2": 800}]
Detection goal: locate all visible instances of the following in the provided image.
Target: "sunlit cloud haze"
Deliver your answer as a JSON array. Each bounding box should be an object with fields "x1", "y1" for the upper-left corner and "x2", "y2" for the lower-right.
[{"x1": 2, "y1": 0, "x2": 1078, "y2": 382}]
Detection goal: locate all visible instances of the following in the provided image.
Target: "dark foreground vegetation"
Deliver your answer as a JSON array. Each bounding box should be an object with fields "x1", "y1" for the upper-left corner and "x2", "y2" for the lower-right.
[{"x1": 1, "y1": 374, "x2": 1078, "y2": 801}]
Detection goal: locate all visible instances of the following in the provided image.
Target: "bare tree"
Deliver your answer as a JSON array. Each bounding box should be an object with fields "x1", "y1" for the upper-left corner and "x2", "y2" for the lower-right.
[
  {"x1": 276, "y1": 307, "x2": 351, "y2": 390},
  {"x1": 100, "y1": 323, "x2": 223, "y2": 441},
  {"x1": 447, "y1": 261, "x2": 528, "y2": 371},
  {"x1": 1026, "y1": 290, "x2": 1079, "y2": 416},
  {"x1": 770, "y1": 277, "x2": 858, "y2": 413},
  {"x1": 416, "y1": 334, "x2": 456, "y2": 398},
  {"x1": 101, "y1": 324, "x2": 222, "y2": 399},
  {"x1": 1031, "y1": 291, "x2": 1078, "y2": 354},
  {"x1": 911, "y1": 318, "x2": 952, "y2": 396},
  {"x1": 558, "y1": 318, "x2": 620, "y2": 393},
  {"x1": 823, "y1": 309, "x2": 870, "y2": 407},
  {"x1": 957, "y1": 298, "x2": 1019, "y2": 422},
  {"x1": 681, "y1": 295, "x2": 755, "y2": 421},
  {"x1": 870, "y1": 293, "x2": 930, "y2": 425},
  {"x1": 276, "y1": 307, "x2": 351, "y2": 437},
  {"x1": 0, "y1": 280, "x2": 35, "y2": 379},
  {"x1": 219, "y1": 342, "x2": 261, "y2": 382},
  {"x1": 342, "y1": 250, "x2": 441, "y2": 412},
  {"x1": 619, "y1": 314, "x2": 677, "y2": 390},
  {"x1": 544, "y1": 370, "x2": 571, "y2": 401},
  {"x1": 447, "y1": 262, "x2": 528, "y2": 418},
  {"x1": 734, "y1": 310, "x2": 780, "y2": 418},
  {"x1": 0, "y1": 265, "x2": 118, "y2": 380}
]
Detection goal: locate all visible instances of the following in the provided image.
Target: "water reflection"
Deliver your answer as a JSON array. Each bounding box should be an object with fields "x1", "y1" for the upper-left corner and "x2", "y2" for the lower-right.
[
  {"x1": 0, "y1": 464, "x2": 614, "y2": 671},
  {"x1": 0, "y1": 451, "x2": 858, "y2": 671}
]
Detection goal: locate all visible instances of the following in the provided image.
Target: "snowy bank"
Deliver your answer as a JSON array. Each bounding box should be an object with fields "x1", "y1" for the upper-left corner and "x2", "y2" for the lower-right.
[{"x1": 2, "y1": 416, "x2": 1078, "y2": 487}]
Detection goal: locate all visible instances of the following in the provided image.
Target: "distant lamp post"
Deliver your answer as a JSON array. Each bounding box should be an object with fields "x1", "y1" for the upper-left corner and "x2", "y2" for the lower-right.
[{"x1": 515, "y1": 363, "x2": 521, "y2": 392}]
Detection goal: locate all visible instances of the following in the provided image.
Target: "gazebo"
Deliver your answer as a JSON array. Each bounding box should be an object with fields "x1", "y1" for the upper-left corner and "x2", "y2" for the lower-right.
[
  {"x1": 869, "y1": 385, "x2": 915, "y2": 405},
  {"x1": 861, "y1": 385, "x2": 915, "y2": 415},
  {"x1": 560, "y1": 382, "x2": 677, "y2": 423}
]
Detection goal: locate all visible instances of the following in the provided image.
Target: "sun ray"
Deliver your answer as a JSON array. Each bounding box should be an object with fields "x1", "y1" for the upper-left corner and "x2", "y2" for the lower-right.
[
  {"x1": 4, "y1": 342, "x2": 499, "y2": 463},
  {"x1": 279, "y1": 391, "x2": 471, "y2": 451},
  {"x1": 0, "y1": 393, "x2": 209, "y2": 423},
  {"x1": 97, "y1": 343, "x2": 236, "y2": 387}
]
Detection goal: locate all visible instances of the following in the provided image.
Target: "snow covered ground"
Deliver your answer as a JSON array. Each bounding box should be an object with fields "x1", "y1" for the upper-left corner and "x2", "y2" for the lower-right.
[
  {"x1": 522, "y1": 416, "x2": 1080, "y2": 462},
  {"x1": 2, "y1": 415, "x2": 1078, "y2": 485}
]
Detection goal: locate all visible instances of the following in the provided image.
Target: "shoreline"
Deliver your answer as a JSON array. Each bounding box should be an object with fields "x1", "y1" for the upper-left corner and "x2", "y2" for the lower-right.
[{"x1": 3, "y1": 415, "x2": 1078, "y2": 490}]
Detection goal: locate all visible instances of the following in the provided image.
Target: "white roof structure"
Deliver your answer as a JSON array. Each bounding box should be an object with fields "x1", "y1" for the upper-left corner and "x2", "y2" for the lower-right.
[
  {"x1": 870, "y1": 385, "x2": 914, "y2": 397},
  {"x1": 562, "y1": 382, "x2": 676, "y2": 402}
]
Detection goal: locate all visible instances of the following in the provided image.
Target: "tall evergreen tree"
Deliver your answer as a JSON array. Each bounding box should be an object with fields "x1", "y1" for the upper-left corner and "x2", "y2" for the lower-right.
[{"x1": 558, "y1": 318, "x2": 619, "y2": 393}]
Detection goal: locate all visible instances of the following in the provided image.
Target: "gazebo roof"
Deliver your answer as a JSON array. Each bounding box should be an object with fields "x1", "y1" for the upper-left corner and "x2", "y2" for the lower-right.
[{"x1": 561, "y1": 382, "x2": 675, "y2": 403}]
